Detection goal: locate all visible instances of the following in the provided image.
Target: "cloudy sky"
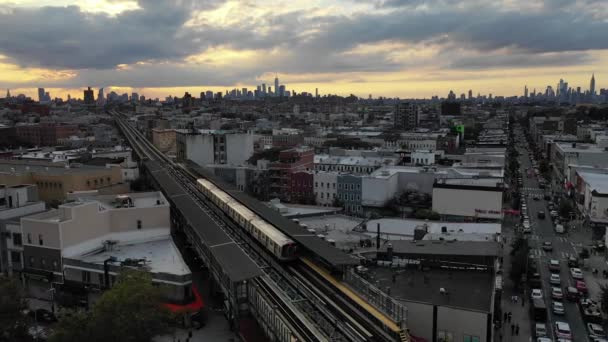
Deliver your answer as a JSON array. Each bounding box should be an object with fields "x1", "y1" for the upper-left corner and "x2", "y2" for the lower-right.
[{"x1": 1, "y1": 0, "x2": 606, "y2": 100}]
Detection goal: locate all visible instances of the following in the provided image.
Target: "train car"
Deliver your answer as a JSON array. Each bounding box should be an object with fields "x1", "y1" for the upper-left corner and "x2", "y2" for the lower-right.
[{"x1": 197, "y1": 178, "x2": 297, "y2": 261}]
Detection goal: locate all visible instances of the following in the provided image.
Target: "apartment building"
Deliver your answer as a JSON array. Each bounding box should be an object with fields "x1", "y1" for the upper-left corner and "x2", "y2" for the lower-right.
[
  {"x1": 0, "y1": 160, "x2": 127, "y2": 202},
  {"x1": 176, "y1": 129, "x2": 255, "y2": 166},
  {"x1": 12, "y1": 192, "x2": 191, "y2": 302}
]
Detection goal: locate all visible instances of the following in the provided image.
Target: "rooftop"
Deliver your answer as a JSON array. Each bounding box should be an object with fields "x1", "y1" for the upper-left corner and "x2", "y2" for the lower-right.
[
  {"x1": 435, "y1": 177, "x2": 504, "y2": 188},
  {"x1": 67, "y1": 192, "x2": 168, "y2": 210},
  {"x1": 378, "y1": 239, "x2": 501, "y2": 257},
  {"x1": 578, "y1": 171, "x2": 608, "y2": 194},
  {"x1": 65, "y1": 228, "x2": 190, "y2": 276},
  {"x1": 315, "y1": 154, "x2": 399, "y2": 167},
  {"x1": 0, "y1": 159, "x2": 117, "y2": 175},
  {"x1": 367, "y1": 266, "x2": 494, "y2": 312},
  {"x1": 556, "y1": 142, "x2": 606, "y2": 154}
]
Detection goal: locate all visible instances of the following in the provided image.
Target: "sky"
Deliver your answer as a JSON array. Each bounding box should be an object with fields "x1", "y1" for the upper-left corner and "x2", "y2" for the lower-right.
[{"x1": 1, "y1": 0, "x2": 607, "y2": 100}]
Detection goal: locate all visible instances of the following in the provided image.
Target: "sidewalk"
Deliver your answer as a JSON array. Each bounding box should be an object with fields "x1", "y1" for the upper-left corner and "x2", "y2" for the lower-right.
[
  {"x1": 582, "y1": 255, "x2": 608, "y2": 301},
  {"x1": 497, "y1": 226, "x2": 532, "y2": 342}
]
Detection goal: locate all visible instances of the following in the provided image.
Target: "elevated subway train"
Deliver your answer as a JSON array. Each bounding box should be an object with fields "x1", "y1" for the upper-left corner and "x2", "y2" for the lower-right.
[{"x1": 197, "y1": 178, "x2": 298, "y2": 261}]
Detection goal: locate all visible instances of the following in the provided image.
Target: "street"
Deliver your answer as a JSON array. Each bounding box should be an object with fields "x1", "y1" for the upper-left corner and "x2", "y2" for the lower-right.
[{"x1": 510, "y1": 125, "x2": 599, "y2": 342}]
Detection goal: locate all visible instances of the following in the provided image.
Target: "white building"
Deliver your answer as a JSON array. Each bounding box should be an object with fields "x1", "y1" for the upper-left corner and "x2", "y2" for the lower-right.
[
  {"x1": 13, "y1": 192, "x2": 192, "y2": 302},
  {"x1": 177, "y1": 130, "x2": 255, "y2": 166},
  {"x1": 432, "y1": 178, "x2": 504, "y2": 221},
  {"x1": 313, "y1": 171, "x2": 338, "y2": 206},
  {"x1": 411, "y1": 150, "x2": 435, "y2": 165},
  {"x1": 574, "y1": 171, "x2": 608, "y2": 227}
]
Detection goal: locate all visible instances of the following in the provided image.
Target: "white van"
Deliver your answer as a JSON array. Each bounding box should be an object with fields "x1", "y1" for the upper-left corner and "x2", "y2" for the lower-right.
[{"x1": 554, "y1": 224, "x2": 564, "y2": 234}]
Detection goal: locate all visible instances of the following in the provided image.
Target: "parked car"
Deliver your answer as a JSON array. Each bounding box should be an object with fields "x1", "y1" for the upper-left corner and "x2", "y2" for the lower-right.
[
  {"x1": 550, "y1": 273, "x2": 561, "y2": 285},
  {"x1": 538, "y1": 211, "x2": 546, "y2": 219},
  {"x1": 549, "y1": 259, "x2": 560, "y2": 272},
  {"x1": 532, "y1": 288, "x2": 543, "y2": 299},
  {"x1": 576, "y1": 280, "x2": 588, "y2": 295},
  {"x1": 536, "y1": 339, "x2": 552, "y2": 342},
  {"x1": 542, "y1": 241, "x2": 553, "y2": 251},
  {"x1": 554, "y1": 321, "x2": 572, "y2": 340},
  {"x1": 571, "y1": 268, "x2": 584, "y2": 280},
  {"x1": 588, "y1": 323, "x2": 607, "y2": 339},
  {"x1": 551, "y1": 287, "x2": 563, "y2": 300},
  {"x1": 535, "y1": 323, "x2": 548, "y2": 338},
  {"x1": 553, "y1": 301, "x2": 565, "y2": 315}
]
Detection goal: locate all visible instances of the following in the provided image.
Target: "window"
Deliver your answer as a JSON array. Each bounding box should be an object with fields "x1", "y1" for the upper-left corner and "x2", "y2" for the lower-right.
[
  {"x1": 438, "y1": 331, "x2": 453, "y2": 342},
  {"x1": 107, "y1": 177, "x2": 111, "y2": 183},
  {"x1": 12, "y1": 233, "x2": 22, "y2": 246},
  {"x1": 52, "y1": 260, "x2": 58, "y2": 271},
  {"x1": 41, "y1": 258, "x2": 46, "y2": 268},
  {"x1": 315, "y1": 182, "x2": 318, "y2": 188},
  {"x1": 321, "y1": 193, "x2": 324, "y2": 199},
  {"x1": 38, "y1": 234, "x2": 43, "y2": 246},
  {"x1": 332, "y1": 183, "x2": 335, "y2": 189},
  {"x1": 463, "y1": 336, "x2": 480, "y2": 342},
  {"x1": 10, "y1": 251, "x2": 21, "y2": 263},
  {"x1": 82, "y1": 271, "x2": 91, "y2": 283},
  {"x1": 27, "y1": 233, "x2": 32, "y2": 244},
  {"x1": 137, "y1": 220, "x2": 142, "y2": 229},
  {"x1": 29, "y1": 256, "x2": 35, "y2": 267}
]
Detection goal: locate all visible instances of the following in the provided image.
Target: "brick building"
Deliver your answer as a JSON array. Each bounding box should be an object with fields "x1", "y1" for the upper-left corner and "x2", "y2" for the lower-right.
[{"x1": 268, "y1": 148, "x2": 314, "y2": 202}]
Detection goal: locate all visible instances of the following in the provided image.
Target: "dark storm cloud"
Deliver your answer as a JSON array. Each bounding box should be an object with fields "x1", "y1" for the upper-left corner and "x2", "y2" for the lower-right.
[
  {"x1": 0, "y1": 0, "x2": 607, "y2": 85},
  {"x1": 0, "y1": 0, "x2": 208, "y2": 69},
  {"x1": 448, "y1": 51, "x2": 591, "y2": 70}
]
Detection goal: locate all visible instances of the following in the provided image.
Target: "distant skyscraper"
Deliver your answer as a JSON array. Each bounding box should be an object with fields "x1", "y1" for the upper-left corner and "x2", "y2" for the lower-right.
[
  {"x1": 38, "y1": 88, "x2": 45, "y2": 102},
  {"x1": 262, "y1": 83, "x2": 266, "y2": 95},
  {"x1": 274, "y1": 76, "x2": 279, "y2": 97},
  {"x1": 315, "y1": 88, "x2": 318, "y2": 98},
  {"x1": 279, "y1": 85, "x2": 285, "y2": 97},
  {"x1": 5, "y1": 89, "x2": 10, "y2": 98},
  {"x1": 84, "y1": 87, "x2": 95, "y2": 104},
  {"x1": 524, "y1": 85, "x2": 528, "y2": 98},
  {"x1": 97, "y1": 88, "x2": 105, "y2": 105},
  {"x1": 468, "y1": 89, "x2": 472, "y2": 100},
  {"x1": 447, "y1": 90, "x2": 456, "y2": 100},
  {"x1": 590, "y1": 73, "x2": 596, "y2": 95}
]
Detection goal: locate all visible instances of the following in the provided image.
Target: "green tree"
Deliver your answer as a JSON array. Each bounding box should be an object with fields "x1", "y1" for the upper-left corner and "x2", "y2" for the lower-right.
[
  {"x1": 0, "y1": 277, "x2": 31, "y2": 342},
  {"x1": 49, "y1": 270, "x2": 175, "y2": 342}
]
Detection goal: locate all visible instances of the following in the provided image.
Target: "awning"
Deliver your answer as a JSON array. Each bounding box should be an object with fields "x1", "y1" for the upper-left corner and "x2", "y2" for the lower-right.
[{"x1": 164, "y1": 285, "x2": 204, "y2": 313}]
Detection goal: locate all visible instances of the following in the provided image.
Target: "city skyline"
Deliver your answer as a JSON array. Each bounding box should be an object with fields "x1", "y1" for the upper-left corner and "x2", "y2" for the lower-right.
[
  {"x1": 5, "y1": 73, "x2": 603, "y2": 102},
  {"x1": 1, "y1": 0, "x2": 608, "y2": 99}
]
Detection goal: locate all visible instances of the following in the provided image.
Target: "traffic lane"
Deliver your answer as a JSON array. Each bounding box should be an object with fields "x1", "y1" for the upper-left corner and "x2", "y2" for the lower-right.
[{"x1": 538, "y1": 251, "x2": 588, "y2": 341}]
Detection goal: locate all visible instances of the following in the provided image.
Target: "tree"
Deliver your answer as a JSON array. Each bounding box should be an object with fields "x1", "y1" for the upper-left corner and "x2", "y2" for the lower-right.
[
  {"x1": 0, "y1": 277, "x2": 31, "y2": 342},
  {"x1": 600, "y1": 284, "x2": 608, "y2": 313},
  {"x1": 49, "y1": 270, "x2": 175, "y2": 342},
  {"x1": 509, "y1": 237, "x2": 529, "y2": 287},
  {"x1": 559, "y1": 201, "x2": 573, "y2": 219}
]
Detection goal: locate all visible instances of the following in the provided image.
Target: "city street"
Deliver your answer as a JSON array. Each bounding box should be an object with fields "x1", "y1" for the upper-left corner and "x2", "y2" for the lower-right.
[{"x1": 514, "y1": 130, "x2": 592, "y2": 341}]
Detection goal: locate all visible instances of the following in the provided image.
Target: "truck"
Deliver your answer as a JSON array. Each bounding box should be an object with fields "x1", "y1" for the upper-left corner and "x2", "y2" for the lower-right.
[{"x1": 531, "y1": 298, "x2": 547, "y2": 322}]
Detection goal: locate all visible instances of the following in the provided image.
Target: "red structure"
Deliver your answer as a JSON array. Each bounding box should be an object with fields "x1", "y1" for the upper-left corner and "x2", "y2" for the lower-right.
[
  {"x1": 268, "y1": 147, "x2": 314, "y2": 202},
  {"x1": 164, "y1": 285, "x2": 204, "y2": 313},
  {"x1": 290, "y1": 171, "x2": 314, "y2": 204}
]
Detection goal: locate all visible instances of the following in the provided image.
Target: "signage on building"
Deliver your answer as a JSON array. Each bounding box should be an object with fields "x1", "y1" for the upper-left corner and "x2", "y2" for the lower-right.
[{"x1": 475, "y1": 209, "x2": 501, "y2": 215}]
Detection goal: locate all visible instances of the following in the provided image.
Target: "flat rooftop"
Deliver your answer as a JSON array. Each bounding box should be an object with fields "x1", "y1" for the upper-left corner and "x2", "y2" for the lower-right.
[
  {"x1": 315, "y1": 154, "x2": 399, "y2": 167},
  {"x1": 65, "y1": 228, "x2": 190, "y2": 276},
  {"x1": 0, "y1": 160, "x2": 115, "y2": 175},
  {"x1": 578, "y1": 171, "x2": 608, "y2": 194},
  {"x1": 68, "y1": 192, "x2": 168, "y2": 210},
  {"x1": 379, "y1": 240, "x2": 501, "y2": 257},
  {"x1": 556, "y1": 142, "x2": 606, "y2": 154},
  {"x1": 367, "y1": 266, "x2": 494, "y2": 312}
]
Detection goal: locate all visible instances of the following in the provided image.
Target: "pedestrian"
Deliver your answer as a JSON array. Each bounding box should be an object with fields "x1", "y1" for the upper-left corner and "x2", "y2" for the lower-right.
[
  {"x1": 510, "y1": 324, "x2": 515, "y2": 335},
  {"x1": 507, "y1": 312, "x2": 512, "y2": 323},
  {"x1": 515, "y1": 324, "x2": 519, "y2": 336},
  {"x1": 503, "y1": 312, "x2": 507, "y2": 322}
]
